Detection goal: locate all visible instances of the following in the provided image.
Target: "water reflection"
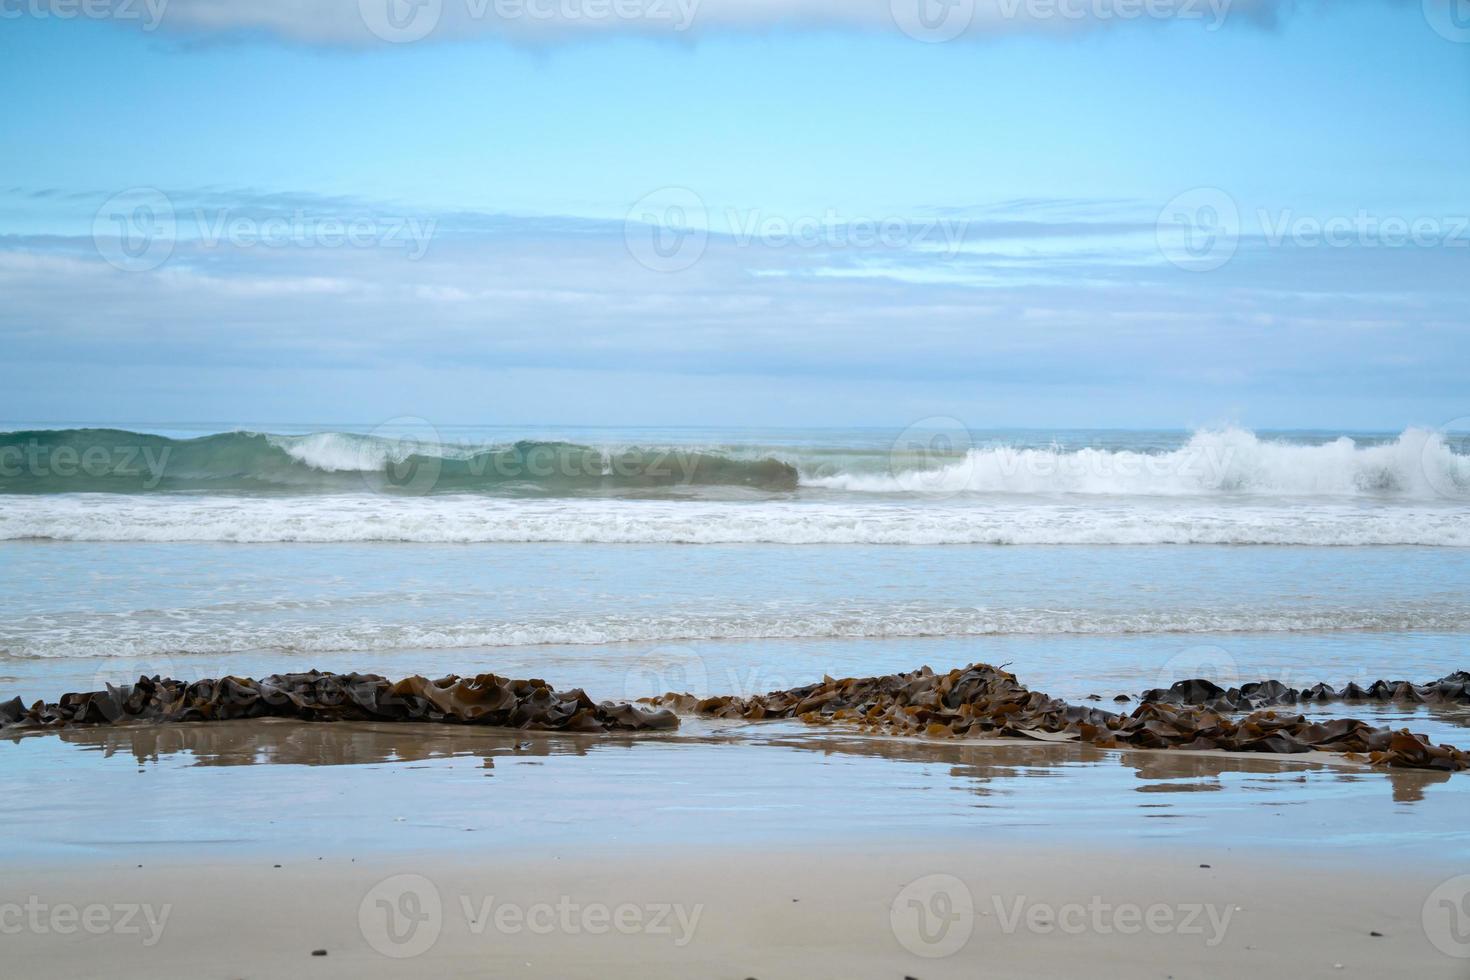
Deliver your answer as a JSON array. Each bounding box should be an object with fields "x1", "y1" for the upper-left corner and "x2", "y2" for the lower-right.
[
  {"x1": 7, "y1": 717, "x2": 1457, "y2": 805},
  {"x1": 18, "y1": 720, "x2": 628, "y2": 768},
  {"x1": 745, "y1": 730, "x2": 1457, "y2": 805}
]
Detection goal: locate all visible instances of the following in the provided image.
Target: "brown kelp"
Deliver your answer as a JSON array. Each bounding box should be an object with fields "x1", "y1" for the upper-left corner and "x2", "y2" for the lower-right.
[
  {"x1": 3, "y1": 664, "x2": 1467, "y2": 771},
  {"x1": 0, "y1": 672, "x2": 678, "y2": 734},
  {"x1": 648, "y1": 664, "x2": 1470, "y2": 772},
  {"x1": 1139, "y1": 673, "x2": 1470, "y2": 711}
]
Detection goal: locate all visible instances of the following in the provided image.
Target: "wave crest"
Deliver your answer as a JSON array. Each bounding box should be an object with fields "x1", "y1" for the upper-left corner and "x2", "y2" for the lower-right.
[
  {"x1": 1, "y1": 426, "x2": 1466, "y2": 500},
  {"x1": 0, "y1": 429, "x2": 801, "y2": 494},
  {"x1": 806, "y1": 427, "x2": 1470, "y2": 498}
]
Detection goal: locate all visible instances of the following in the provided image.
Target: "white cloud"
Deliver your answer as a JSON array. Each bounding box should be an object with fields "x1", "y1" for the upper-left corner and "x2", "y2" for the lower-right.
[
  {"x1": 43, "y1": 0, "x2": 1300, "y2": 45},
  {"x1": 2, "y1": 189, "x2": 1465, "y2": 398}
]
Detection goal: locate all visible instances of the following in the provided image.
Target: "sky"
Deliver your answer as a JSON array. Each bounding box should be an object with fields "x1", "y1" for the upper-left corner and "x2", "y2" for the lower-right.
[{"x1": 1, "y1": 0, "x2": 1468, "y2": 430}]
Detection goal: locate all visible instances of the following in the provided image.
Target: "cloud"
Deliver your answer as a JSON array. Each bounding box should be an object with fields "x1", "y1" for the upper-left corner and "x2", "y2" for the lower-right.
[
  {"x1": 2, "y1": 185, "x2": 1465, "y2": 403},
  {"x1": 29, "y1": 0, "x2": 1326, "y2": 46}
]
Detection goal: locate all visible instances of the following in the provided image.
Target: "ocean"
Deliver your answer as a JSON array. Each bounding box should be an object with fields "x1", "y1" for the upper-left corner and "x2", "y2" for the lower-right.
[{"x1": 2, "y1": 424, "x2": 1468, "y2": 747}]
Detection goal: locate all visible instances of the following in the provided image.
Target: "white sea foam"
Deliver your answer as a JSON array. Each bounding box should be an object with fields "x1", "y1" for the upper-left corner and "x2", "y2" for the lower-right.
[
  {"x1": 0, "y1": 494, "x2": 1466, "y2": 545},
  {"x1": 807, "y1": 427, "x2": 1470, "y2": 498},
  {"x1": 269, "y1": 431, "x2": 429, "y2": 472},
  {"x1": 5, "y1": 603, "x2": 1465, "y2": 660}
]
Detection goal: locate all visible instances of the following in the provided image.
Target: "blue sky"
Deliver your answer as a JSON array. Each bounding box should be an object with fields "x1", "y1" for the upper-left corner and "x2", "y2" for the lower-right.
[{"x1": 1, "y1": 0, "x2": 1468, "y2": 429}]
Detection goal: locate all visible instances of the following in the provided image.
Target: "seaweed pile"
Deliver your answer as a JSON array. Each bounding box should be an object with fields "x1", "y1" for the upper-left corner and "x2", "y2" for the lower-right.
[
  {"x1": 4, "y1": 663, "x2": 1468, "y2": 772},
  {"x1": 0, "y1": 671, "x2": 678, "y2": 734},
  {"x1": 649, "y1": 664, "x2": 1470, "y2": 772},
  {"x1": 1140, "y1": 673, "x2": 1470, "y2": 711}
]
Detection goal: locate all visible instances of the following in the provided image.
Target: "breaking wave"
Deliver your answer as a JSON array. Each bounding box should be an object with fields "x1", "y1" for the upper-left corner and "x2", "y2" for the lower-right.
[
  {"x1": 808, "y1": 427, "x2": 1470, "y2": 498},
  {"x1": 0, "y1": 429, "x2": 800, "y2": 494},
  {"x1": 0, "y1": 426, "x2": 1465, "y2": 500}
]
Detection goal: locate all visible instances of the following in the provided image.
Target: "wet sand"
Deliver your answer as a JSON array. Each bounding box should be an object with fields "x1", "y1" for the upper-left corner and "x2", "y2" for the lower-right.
[
  {"x1": 2, "y1": 719, "x2": 1468, "y2": 976},
  {"x1": 4, "y1": 718, "x2": 1468, "y2": 856},
  {"x1": 3, "y1": 846, "x2": 1462, "y2": 979}
]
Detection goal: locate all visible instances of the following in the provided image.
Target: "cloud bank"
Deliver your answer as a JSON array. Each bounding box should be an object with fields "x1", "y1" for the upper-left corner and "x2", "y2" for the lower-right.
[
  {"x1": 27, "y1": 0, "x2": 1322, "y2": 45},
  {"x1": 4, "y1": 187, "x2": 1465, "y2": 408}
]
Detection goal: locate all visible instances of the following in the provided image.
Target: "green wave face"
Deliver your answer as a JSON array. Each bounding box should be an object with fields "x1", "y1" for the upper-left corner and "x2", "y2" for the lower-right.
[{"x1": 0, "y1": 430, "x2": 801, "y2": 496}]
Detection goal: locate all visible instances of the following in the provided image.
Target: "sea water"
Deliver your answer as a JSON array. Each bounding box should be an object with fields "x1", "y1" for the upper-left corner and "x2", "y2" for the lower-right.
[
  {"x1": 1, "y1": 424, "x2": 1467, "y2": 729},
  {"x1": 4, "y1": 423, "x2": 1470, "y2": 861}
]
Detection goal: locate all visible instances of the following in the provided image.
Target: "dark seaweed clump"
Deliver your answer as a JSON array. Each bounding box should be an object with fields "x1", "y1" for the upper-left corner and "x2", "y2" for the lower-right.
[
  {"x1": 649, "y1": 664, "x2": 1470, "y2": 772},
  {"x1": 4, "y1": 664, "x2": 1468, "y2": 772},
  {"x1": 0, "y1": 672, "x2": 678, "y2": 733},
  {"x1": 1139, "y1": 672, "x2": 1470, "y2": 711}
]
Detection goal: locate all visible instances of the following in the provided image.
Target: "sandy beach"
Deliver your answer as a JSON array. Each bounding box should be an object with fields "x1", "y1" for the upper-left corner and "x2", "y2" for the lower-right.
[
  {"x1": 2, "y1": 717, "x2": 1468, "y2": 977},
  {"x1": 4, "y1": 826, "x2": 1463, "y2": 978},
  {"x1": 7, "y1": 0, "x2": 1470, "y2": 974}
]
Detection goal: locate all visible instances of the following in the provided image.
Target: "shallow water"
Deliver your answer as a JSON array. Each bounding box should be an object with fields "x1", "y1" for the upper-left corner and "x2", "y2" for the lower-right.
[
  {"x1": 2, "y1": 719, "x2": 1466, "y2": 869},
  {"x1": 2, "y1": 425, "x2": 1468, "y2": 876},
  {"x1": 3, "y1": 540, "x2": 1467, "y2": 660},
  {"x1": 4, "y1": 538, "x2": 1469, "y2": 739}
]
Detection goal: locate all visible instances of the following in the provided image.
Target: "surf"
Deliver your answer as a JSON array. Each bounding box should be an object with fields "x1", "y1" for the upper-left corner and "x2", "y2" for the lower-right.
[
  {"x1": 0, "y1": 429, "x2": 802, "y2": 494},
  {"x1": 2, "y1": 495, "x2": 1467, "y2": 545},
  {"x1": 0, "y1": 425, "x2": 1465, "y2": 500},
  {"x1": 806, "y1": 427, "x2": 1470, "y2": 498}
]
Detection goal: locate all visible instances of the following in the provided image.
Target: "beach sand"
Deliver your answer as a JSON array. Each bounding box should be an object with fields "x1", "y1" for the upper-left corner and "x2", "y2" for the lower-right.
[
  {"x1": 3, "y1": 846, "x2": 1459, "y2": 979},
  {"x1": 2, "y1": 719, "x2": 1467, "y2": 978}
]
